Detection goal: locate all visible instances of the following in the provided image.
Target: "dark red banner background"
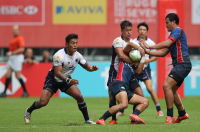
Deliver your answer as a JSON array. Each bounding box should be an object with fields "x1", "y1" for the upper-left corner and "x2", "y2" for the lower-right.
[{"x1": 0, "y1": 0, "x2": 199, "y2": 48}]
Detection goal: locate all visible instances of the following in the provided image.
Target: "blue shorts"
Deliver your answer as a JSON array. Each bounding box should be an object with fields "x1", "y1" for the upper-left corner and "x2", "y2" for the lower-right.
[
  {"x1": 43, "y1": 77, "x2": 72, "y2": 94},
  {"x1": 135, "y1": 66, "x2": 152, "y2": 81},
  {"x1": 169, "y1": 62, "x2": 192, "y2": 86},
  {"x1": 109, "y1": 81, "x2": 134, "y2": 101}
]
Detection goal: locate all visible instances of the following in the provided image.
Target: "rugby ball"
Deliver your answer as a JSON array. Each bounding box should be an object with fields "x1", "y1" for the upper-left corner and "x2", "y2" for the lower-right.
[{"x1": 129, "y1": 50, "x2": 141, "y2": 61}]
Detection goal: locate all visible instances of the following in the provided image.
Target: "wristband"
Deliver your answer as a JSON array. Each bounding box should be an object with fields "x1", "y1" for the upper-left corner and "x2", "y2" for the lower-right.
[
  {"x1": 140, "y1": 57, "x2": 146, "y2": 63},
  {"x1": 66, "y1": 78, "x2": 71, "y2": 83}
]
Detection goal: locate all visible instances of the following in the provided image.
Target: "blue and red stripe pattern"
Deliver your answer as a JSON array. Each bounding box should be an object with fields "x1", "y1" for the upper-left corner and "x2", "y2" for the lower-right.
[{"x1": 168, "y1": 27, "x2": 189, "y2": 63}]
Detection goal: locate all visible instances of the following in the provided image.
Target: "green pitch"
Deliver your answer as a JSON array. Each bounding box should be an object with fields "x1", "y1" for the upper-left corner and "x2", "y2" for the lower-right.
[{"x1": 0, "y1": 96, "x2": 200, "y2": 132}]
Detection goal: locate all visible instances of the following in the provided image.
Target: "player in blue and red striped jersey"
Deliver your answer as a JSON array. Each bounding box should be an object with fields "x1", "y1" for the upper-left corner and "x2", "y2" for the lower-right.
[{"x1": 140, "y1": 13, "x2": 191, "y2": 124}]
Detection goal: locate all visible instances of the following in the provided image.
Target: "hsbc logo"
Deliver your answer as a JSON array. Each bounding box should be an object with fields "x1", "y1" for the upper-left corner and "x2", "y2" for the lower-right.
[{"x1": 0, "y1": 5, "x2": 38, "y2": 15}]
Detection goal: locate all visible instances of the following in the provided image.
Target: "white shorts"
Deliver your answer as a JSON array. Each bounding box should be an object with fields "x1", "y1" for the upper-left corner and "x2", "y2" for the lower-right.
[{"x1": 7, "y1": 54, "x2": 24, "y2": 71}]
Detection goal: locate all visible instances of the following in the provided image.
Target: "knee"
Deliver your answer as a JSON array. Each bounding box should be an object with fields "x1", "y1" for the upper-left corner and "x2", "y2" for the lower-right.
[
  {"x1": 120, "y1": 103, "x2": 128, "y2": 109},
  {"x1": 143, "y1": 98, "x2": 149, "y2": 108},
  {"x1": 38, "y1": 99, "x2": 49, "y2": 107},
  {"x1": 163, "y1": 82, "x2": 170, "y2": 91},
  {"x1": 75, "y1": 93, "x2": 84, "y2": 102}
]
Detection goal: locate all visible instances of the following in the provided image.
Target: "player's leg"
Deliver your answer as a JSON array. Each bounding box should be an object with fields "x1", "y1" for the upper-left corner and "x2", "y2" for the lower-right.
[
  {"x1": 128, "y1": 93, "x2": 148, "y2": 124},
  {"x1": 65, "y1": 85, "x2": 95, "y2": 124},
  {"x1": 108, "y1": 91, "x2": 118, "y2": 124},
  {"x1": 163, "y1": 76, "x2": 177, "y2": 124},
  {"x1": 24, "y1": 89, "x2": 53, "y2": 124},
  {"x1": 0, "y1": 67, "x2": 12, "y2": 97},
  {"x1": 130, "y1": 78, "x2": 144, "y2": 114},
  {"x1": 15, "y1": 71, "x2": 28, "y2": 97},
  {"x1": 172, "y1": 86, "x2": 189, "y2": 123},
  {"x1": 144, "y1": 79, "x2": 163, "y2": 116},
  {"x1": 97, "y1": 91, "x2": 128, "y2": 125}
]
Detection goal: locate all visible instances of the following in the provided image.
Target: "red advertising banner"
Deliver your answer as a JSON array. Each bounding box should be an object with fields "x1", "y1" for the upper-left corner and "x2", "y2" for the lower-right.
[
  {"x1": 0, "y1": 0, "x2": 45, "y2": 25},
  {"x1": 157, "y1": 0, "x2": 184, "y2": 98},
  {"x1": 0, "y1": 0, "x2": 157, "y2": 48},
  {"x1": 0, "y1": 63, "x2": 58, "y2": 97}
]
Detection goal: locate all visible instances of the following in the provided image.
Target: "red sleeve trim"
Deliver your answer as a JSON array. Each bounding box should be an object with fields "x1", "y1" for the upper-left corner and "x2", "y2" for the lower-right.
[
  {"x1": 168, "y1": 36, "x2": 176, "y2": 42},
  {"x1": 123, "y1": 50, "x2": 130, "y2": 55}
]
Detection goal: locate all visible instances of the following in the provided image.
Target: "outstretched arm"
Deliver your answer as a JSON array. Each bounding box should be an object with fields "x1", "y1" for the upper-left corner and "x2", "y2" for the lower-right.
[
  {"x1": 140, "y1": 39, "x2": 174, "y2": 49},
  {"x1": 145, "y1": 48, "x2": 170, "y2": 57},
  {"x1": 80, "y1": 62, "x2": 99, "y2": 72}
]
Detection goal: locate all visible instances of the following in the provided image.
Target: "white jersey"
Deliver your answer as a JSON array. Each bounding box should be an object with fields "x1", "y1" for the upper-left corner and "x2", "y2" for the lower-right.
[
  {"x1": 52, "y1": 48, "x2": 86, "y2": 82},
  {"x1": 112, "y1": 36, "x2": 136, "y2": 71},
  {"x1": 132, "y1": 37, "x2": 156, "y2": 68}
]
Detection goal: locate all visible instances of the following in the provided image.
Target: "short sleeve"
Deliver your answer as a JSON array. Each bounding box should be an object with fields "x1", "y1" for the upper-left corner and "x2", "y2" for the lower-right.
[
  {"x1": 18, "y1": 36, "x2": 25, "y2": 47},
  {"x1": 112, "y1": 38, "x2": 123, "y2": 48},
  {"x1": 77, "y1": 53, "x2": 86, "y2": 66},
  {"x1": 52, "y1": 54, "x2": 62, "y2": 66},
  {"x1": 168, "y1": 28, "x2": 181, "y2": 42}
]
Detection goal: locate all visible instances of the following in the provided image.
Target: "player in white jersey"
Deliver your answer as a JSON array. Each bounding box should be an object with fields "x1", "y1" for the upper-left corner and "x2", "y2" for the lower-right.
[
  {"x1": 107, "y1": 20, "x2": 144, "y2": 124},
  {"x1": 130, "y1": 22, "x2": 163, "y2": 116},
  {"x1": 24, "y1": 34, "x2": 98, "y2": 124}
]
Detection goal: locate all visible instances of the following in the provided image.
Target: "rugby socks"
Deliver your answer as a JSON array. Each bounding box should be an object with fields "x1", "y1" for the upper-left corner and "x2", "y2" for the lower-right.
[
  {"x1": 109, "y1": 103, "x2": 117, "y2": 120},
  {"x1": 78, "y1": 101, "x2": 89, "y2": 121},
  {"x1": 156, "y1": 103, "x2": 161, "y2": 112},
  {"x1": 119, "y1": 109, "x2": 124, "y2": 113},
  {"x1": 133, "y1": 109, "x2": 141, "y2": 116},
  {"x1": 27, "y1": 101, "x2": 40, "y2": 114},
  {"x1": 3, "y1": 78, "x2": 11, "y2": 94},
  {"x1": 18, "y1": 78, "x2": 27, "y2": 92},
  {"x1": 167, "y1": 108, "x2": 174, "y2": 117},
  {"x1": 178, "y1": 109, "x2": 186, "y2": 117},
  {"x1": 100, "y1": 110, "x2": 112, "y2": 120},
  {"x1": 132, "y1": 105, "x2": 137, "y2": 114}
]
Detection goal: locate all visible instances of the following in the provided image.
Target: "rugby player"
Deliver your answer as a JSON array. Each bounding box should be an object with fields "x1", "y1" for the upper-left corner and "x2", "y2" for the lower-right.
[
  {"x1": 96, "y1": 44, "x2": 149, "y2": 125},
  {"x1": 117, "y1": 22, "x2": 163, "y2": 116},
  {"x1": 24, "y1": 34, "x2": 98, "y2": 124},
  {"x1": 139, "y1": 13, "x2": 191, "y2": 124},
  {"x1": 107, "y1": 20, "x2": 144, "y2": 124}
]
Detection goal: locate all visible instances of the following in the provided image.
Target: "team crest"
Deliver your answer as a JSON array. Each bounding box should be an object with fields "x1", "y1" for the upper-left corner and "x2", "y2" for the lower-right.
[
  {"x1": 56, "y1": 56, "x2": 60, "y2": 59},
  {"x1": 68, "y1": 62, "x2": 70, "y2": 64}
]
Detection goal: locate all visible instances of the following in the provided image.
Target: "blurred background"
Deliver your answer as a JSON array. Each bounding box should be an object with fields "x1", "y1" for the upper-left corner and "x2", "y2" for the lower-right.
[{"x1": 0, "y1": 0, "x2": 199, "y2": 98}]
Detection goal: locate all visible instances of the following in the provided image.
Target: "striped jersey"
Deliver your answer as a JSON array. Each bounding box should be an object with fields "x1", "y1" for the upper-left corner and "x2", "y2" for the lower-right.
[{"x1": 168, "y1": 27, "x2": 190, "y2": 63}]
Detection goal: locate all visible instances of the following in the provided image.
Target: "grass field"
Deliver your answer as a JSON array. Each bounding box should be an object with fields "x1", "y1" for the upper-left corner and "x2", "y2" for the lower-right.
[{"x1": 0, "y1": 96, "x2": 200, "y2": 132}]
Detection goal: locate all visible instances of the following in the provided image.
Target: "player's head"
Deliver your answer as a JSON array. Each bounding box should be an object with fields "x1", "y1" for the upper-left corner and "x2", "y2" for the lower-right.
[
  {"x1": 165, "y1": 13, "x2": 179, "y2": 32},
  {"x1": 65, "y1": 34, "x2": 78, "y2": 53},
  {"x1": 12, "y1": 25, "x2": 20, "y2": 36},
  {"x1": 120, "y1": 20, "x2": 132, "y2": 40},
  {"x1": 137, "y1": 22, "x2": 148, "y2": 38}
]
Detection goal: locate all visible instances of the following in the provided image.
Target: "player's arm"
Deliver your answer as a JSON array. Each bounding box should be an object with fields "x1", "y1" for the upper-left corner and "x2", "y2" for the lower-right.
[
  {"x1": 134, "y1": 49, "x2": 146, "y2": 75},
  {"x1": 144, "y1": 48, "x2": 170, "y2": 57},
  {"x1": 54, "y1": 66, "x2": 78, "y2": 85},
  {"x1": 139, "y1": 39, "x2": 174, "y2": 49},
  {"x1": 80, "y1": 62, "x2": 99, "y2": 72},
  {"x1": 145, "y1": 56, "x2": 157, "y2": 64},
  {"x1": 123, "y1": 42, "x2": 143, "y2": 53},
  {"x1": 115, "y1": 48, "x2": 135, "y2": 64}
]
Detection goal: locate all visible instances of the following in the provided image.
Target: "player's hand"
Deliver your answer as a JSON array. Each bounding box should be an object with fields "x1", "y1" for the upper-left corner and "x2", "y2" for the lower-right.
[
  {"x1": 92, "y1": 65, "x2": 99, "y2": 71},
  {"x1": 139, "y1": 48, "x2": 145, "y2": 57},
  {"x1": 70, "y1": 79, "x2": 79, "y2": 85},
  {"x1": 6, "y1": 51, "x2": 12, "y2": 56},
  {"x1": 139, "y1": 40, "x2": 149, "y2": 49},
  {"x1": 130, "y1": 61, "x2": 139, "y2": 67},
  {"x1": 139, "y1": 42, "x2": 150, "y2": 54}
]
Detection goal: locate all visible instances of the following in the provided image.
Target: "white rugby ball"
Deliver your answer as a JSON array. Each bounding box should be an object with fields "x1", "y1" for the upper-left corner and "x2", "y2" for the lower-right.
[{"x1": 129, "y1": 50, "x2": 141, "y2": 61}]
